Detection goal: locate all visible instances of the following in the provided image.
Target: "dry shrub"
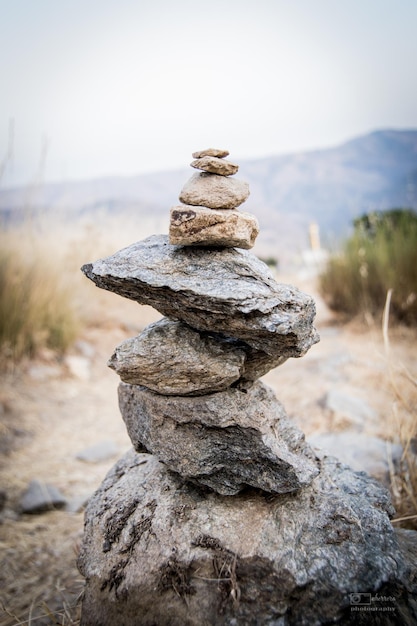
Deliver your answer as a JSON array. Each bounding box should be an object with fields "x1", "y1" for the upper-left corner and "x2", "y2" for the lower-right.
[
  {"x1": 0, "y1": 512, "x2": 83, "y2": 625},
  {"x1": 0, "y1": 228, "x2": 80, "y2": 362},
  {"x1": 381, "y1": 292, "x2": 417, "y2": 529},
  {"x1": 0, "y1": 213, "x2": 150, "y2": 365},
  {"x1": 319, "y1": 209, "x2": 417, "y2": 324}
]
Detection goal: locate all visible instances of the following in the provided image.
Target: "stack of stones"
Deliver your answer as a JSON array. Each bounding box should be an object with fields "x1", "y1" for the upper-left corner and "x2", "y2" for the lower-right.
[
  {"x1": 169, "y1": 148, "x2": 259, "y2": 249},
  {"x1": 90, "y1": 149, "x2": 320, "y2": 495},
  {"x1": 78, "y1": 150, "x2": 416, "y2": 626}
]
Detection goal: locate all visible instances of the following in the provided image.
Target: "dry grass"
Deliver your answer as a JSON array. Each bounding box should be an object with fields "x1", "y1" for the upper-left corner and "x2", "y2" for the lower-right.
[
  {"x1": 381, "y1": 291, "x2": 417, "y2": 529},
  {"x1": 0, "y1": 512, "x2": 84, "y2": 625},
  {"x1": 0, "y1": 228, "x2": 80, "y2": 363},
  {"x1": 0, "y1": 215, "x2": 158, "y2": 367},
  {"x1": 319, "y1": 209, "x2": 417, "y2": 325}
]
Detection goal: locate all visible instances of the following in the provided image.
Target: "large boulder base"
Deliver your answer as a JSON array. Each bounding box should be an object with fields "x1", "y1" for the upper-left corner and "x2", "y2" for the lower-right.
[
  {"x1": 81, "y1": 235, "x2": 319, "y2": 359},
  {"x1": 78, "y1": 449, "x2": 417, "y2": 626},
  {"x1": 118, "y1": 381, "x2": 319, "y2": 495}
]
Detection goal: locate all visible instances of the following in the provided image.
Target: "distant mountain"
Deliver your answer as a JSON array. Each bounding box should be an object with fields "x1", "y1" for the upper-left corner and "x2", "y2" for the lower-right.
[{"x1": 1, "y1": 129, "x2": 416, "y2": 263}]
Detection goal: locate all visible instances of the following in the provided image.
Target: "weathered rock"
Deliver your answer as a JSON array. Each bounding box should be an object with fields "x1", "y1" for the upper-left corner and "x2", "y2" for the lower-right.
[
  {"x1": 20, "y1": 480, "x2": 67, "y2": 514},
  {"x1": 179, "y1": 172, "x2": 250, "y2": 209},
  {"x1": 323, "y1": 389, "x2": 377, "y2": 430},
  {"x1": 118, "y1": 381, "x2": 319, "y2": 495},
  {"x1": 108, "y1": 318, "x2": 246, "y2": 395},
  {"x1": 242, "y1": 348, "x2": 289, "y2": 381},
  {"x1": 192, "y1": 148, "x2": 229, "y2": 159},
  {"x1": 191, "y1": 156, "x2": 239, "y2": 176},
  {"x1": 169, "y1": 205, "x2": 259, "y2": 249},
  {"x1": 109, "y1": 318, "x2": 287, "y2": 389},
  {"x1": 78, "y1": 449, "x2": 416, "y2": 626},
  {"x1": 81, "y1": 235, "x2": 319, "y2": 360}
]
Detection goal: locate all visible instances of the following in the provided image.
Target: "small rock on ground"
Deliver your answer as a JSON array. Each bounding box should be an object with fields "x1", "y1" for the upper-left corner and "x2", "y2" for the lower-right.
[
  {"x1": 309, "y1": 432, "x2": 403, "y2": 486},
  {"x1": 76, "y1": 440, "x2": 119, "y2": 463},
  {"x1": 20, "y1": 480, "x2": 67, "y2": 514}
]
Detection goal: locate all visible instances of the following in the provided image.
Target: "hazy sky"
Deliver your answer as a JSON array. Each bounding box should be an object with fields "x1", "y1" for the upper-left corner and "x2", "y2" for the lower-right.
[{"x1": 1, "y1": 0, "x2": 417, "y2": 186}]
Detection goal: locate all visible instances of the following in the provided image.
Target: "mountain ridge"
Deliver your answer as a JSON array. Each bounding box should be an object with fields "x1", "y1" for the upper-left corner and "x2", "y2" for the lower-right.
[{"x1": 1, "y1": 129, "x2": 416, "y2": 260}]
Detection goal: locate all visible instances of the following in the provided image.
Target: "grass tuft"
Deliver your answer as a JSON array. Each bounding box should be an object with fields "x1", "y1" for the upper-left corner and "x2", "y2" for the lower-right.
[
  {"x1": 319, "y1": 209, "x2": 417, "y2": 325},
  {"x1": 0, "y1": 228, "x2": 80, "y2": 363},
  {"x1": 382, "y1": 292, "x2": 417, "y2": 529}
]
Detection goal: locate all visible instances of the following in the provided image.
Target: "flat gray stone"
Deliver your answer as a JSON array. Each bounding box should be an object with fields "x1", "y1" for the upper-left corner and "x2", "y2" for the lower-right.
[
  {"x1": 191, "y1": 156, "x2": 239, "y2": 176},
  {"x1": 20, "y1": 480, "x2": 67, "y2": 513},
  {"x1": 77, "y1": 449, "x2": 416, "y2": 626},
  {"x1": 192, "y1": 148, "x2": 229, "y2": 159},
  {"x1": 109, "y1": 318, "x2": 287, "y2": 389},
  {"x1": 81, "y1": 235, "x2": 319, "y2": 361},
  {"x1": 118, "y1": 380, "x2": 319, "y2": 495},
  {"x1": 76, "y1": 440, "x2": 119, "y2": 463},
  {"x1": 324, "y1": 390, "x2": 377, "y2": 428},
  {"x1": 179, "y1": 172, "x2": 250, "y2": 209},
  {"x1": 169, "y1": 205, "x2": 259, "y2": 249},
  {"x1": 108, "y1": 318, "x2": 246, "y2": 395},
  {"x1": 309, "y1": 432, "x2": 403, "y2": 486}
]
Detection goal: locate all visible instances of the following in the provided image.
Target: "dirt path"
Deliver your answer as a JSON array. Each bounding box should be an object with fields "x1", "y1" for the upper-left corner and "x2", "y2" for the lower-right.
[{"x1": 0, "y1": 280, "x2": 415, "y2": 625}]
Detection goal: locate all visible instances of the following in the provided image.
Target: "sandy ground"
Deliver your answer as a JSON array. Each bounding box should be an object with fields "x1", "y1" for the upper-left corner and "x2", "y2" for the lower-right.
[{"x1": 0, "y1": 276, "x2": 416, "y2": 625}]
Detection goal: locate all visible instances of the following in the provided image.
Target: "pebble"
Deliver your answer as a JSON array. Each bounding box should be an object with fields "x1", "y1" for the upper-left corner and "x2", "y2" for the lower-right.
[
  {"x1": 323, "y1": 389, "x2": 377, "y2": 428},
  {"x1": 191, "y1": 155, "x2": 238, "y2": 176},
  {"x1": 192, "y1": 148, "x2": 229, "y2": 159},
  {"x1": 76, "y1": 440, "x2": 119, "y2": 463},
  {"x1": 20, "y1": 480, "x2": 67, "y2": 514}
]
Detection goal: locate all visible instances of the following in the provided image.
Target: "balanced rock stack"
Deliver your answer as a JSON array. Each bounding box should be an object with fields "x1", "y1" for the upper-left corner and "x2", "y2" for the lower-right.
[
  {"x1": 169, "y1": 148, "x2": 258, "y2": 249},
  {"x1": 78, "y1": 150, "x2": 416, "y2": 626}
]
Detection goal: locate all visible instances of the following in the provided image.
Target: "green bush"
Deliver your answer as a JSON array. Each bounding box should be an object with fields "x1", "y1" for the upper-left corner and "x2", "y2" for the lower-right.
[
  {"x1": 0, "y1": 234, "x2": 80, "y2": 361},
  {"x1": 319, "y1": 209, "x2": 417, "y2": 324}
]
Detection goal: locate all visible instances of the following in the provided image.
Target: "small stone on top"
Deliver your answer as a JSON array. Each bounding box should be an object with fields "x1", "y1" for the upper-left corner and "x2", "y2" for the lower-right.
[
  {"x1": 192, "y1": 148, "x2": 229, "y2": 159},
  {"x1": 191, "y1": 155, "x2": 239, "y2": 176}
]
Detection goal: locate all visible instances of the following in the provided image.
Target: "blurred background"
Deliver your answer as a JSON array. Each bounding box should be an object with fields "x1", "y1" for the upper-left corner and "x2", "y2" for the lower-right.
[{"x1": 1, "y1": 1, "x2": 416, "y2": 624}]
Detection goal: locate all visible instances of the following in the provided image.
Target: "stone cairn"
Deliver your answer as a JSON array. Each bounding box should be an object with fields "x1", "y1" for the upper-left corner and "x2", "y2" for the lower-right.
[{"x1": 78, "y1": 149, "x2": 416, "y2": 625}]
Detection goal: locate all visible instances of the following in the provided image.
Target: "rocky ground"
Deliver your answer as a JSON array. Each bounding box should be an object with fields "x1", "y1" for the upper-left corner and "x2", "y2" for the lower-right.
[{"x1": 0, "y1": 275, "x2": 416, "y2": 625}]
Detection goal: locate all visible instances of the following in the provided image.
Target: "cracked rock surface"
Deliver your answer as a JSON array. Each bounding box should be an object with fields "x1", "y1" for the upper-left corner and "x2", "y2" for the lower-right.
[
  {"x1": 82, "y1": 234, "x2": 319, "y2": 360},
  {"x1": 108, "y1": 317, "x2": 287, "y2": 391},
  {"x1": 78, "y1": 449, "x2": 417, "y2": 626},
  {"x1": 118, "y1": 381, "x2": 319, "y2": 495},
  {"x1": 108, "y1": 318, "x2": 246, "y2": 395},
  {"x1": 169, "y1": 205, "x2": 259, "y2": 249}
]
